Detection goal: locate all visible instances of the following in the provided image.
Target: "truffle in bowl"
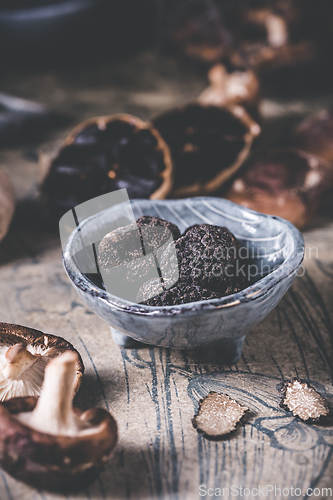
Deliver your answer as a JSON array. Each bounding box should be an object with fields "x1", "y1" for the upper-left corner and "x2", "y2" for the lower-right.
[{"x1": 62, "y1": 197, "x2": 304, "y2": 364}]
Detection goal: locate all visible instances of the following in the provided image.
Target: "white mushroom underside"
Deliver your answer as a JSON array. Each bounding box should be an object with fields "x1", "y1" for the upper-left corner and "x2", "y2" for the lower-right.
[{"x1": 0, "y1": 344, "x2": 50, "y2": 401}]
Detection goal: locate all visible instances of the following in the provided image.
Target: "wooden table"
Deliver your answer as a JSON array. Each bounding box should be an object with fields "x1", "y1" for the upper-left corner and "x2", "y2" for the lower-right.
[{"x1": 0, "y1": 51, "x2": 332, "y2": 500}]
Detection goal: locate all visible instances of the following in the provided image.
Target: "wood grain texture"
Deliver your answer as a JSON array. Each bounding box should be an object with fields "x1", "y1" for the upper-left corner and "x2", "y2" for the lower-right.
[{"x1": 0, "y1": 51, "x2": 332, "y2": 499}]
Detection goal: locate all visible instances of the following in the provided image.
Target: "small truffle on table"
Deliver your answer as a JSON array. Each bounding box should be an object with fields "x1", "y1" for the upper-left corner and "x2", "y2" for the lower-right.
[
  {"x1": 279, "y1": 378, "x2": 330, "y2": 422},
  {"x1": 192, "y1": 391, "x2": 249, "y2": 439}
]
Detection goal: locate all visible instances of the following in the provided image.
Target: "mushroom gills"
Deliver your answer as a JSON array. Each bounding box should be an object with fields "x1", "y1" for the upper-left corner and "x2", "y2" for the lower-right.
[
  {"x1": 0, "y1": 343, "x2": 48, "y2": 401},
  {"x1": 16, "y1": 351, "x2": 93, "y2": 436}
]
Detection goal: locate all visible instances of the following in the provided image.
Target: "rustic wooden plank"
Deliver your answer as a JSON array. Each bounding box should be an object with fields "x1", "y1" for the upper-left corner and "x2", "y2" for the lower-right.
[{"x1": 0, "y1": 51, "x2": 332, "y2": 500}]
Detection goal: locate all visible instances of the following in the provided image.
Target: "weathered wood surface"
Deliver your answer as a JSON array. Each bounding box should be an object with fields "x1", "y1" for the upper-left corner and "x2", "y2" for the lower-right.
[{"x1": 0, "y1": 52, "x2": 332, "y2": 499}]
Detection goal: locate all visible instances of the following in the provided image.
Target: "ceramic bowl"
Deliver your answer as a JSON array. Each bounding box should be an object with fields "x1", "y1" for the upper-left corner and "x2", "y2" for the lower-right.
[{"x1": 63, "y1": 197, "x2": 304, "y2": 363}]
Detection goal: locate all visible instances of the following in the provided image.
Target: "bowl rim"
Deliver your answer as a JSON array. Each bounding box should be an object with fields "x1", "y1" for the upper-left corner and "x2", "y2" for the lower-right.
[
  {"x1": 63, "y1": 197, "x2": 305, "y2": 317},
  {"x1": 0, "y1": 0, "x2": 99, "y2": 19}
]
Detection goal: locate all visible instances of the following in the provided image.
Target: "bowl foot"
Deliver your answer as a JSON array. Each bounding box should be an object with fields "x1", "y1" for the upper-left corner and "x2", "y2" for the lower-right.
[
  {"x1": 204, "y1": 336, "x2": 245, "y2": 365},
  {"x1": 111, "y1": 328, "x2": 147, "y2": 348},
  {"x1": 111, "y1": 327, "x2": 245, "y2": 362}
]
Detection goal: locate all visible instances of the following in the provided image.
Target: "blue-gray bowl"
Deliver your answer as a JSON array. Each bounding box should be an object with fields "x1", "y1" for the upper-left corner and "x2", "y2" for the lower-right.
[{"x1": 63, "y1": 197, "x2": 304, "y2": 363}]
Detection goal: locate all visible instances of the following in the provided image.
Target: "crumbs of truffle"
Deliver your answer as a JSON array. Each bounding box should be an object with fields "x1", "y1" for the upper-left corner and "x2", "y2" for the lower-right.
[
  {"x1": 139, "y1": 280, "x2": 220, "y2": 306},
  {"x1": 279, "y1": 378, "x2": 330, "y2": 422},
  {"x1": 192, "y1": 392, "x2": 248, "y2": 439}
]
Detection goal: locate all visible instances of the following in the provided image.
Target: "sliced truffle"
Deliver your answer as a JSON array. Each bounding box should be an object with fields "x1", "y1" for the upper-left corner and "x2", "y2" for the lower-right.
[
  {"x1": 223, "y1": 148, "x2": 333, "y2": 228},
  {"x1": 192, "y1": 391, "x2": 249, "y2": 439},
  {"x1": 0, "y1": 168, "x2": 15, "y2": 243},
  {"x1": 153, "y1": 103, "x2": 260, "y2": 197},
  {"x1": 293, "y1": 108, "x2": 333, "y2": 163},
  {"x1": 0, "y1": 322, "x2": 84, "y2": 401},
  {"x1": 0, "y1": 352, "x2": 117, "y2": 491},
  {"x1": 41, "y1": 114, "x2": 173, "y2": 218},
  {"x1": 138, "y1": 223, "x2": 242, "y2": 306},
  {"x1": 279, "y1": 378, "x2": 330, "y2": 422},
  {"x1": 98, "y1": 216, "x2": 181, "y2": 301}
]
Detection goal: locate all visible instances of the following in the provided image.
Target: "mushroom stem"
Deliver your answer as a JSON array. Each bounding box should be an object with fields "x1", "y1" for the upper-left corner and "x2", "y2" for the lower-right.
[
  {"x1": 18, "y1": 351, "x2": 81, "y2": 436},
  {"x1": 3, "y1": 343, "x2": 38, "y2": 380}
]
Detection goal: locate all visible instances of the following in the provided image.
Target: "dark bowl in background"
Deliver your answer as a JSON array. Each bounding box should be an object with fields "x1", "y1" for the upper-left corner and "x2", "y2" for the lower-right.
[{"x1": 0, "y1": 0, "x2": 154, "y2": 66}]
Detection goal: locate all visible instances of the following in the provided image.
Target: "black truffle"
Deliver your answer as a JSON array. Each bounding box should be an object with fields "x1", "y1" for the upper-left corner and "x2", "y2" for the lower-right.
[
  {"x1": 160, "y1": 224, "x2": 240, "y2": 294},
  {"x1": 137, "y1": 223, "x2": 242, "y2": 306},
  {"x1": 98, "y1": 216, "x2": 181, "y2": 301},
  {"x1": 139, "y1": 280, "x2": 220, "y2": 306},
  {"x1": 98, "y1": 215, "x2": 181, "y2": 271}
]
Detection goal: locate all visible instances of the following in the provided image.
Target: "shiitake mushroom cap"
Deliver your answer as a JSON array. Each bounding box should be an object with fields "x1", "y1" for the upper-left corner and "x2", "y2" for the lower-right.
[
  {"x1": 0, "y1": 322, "x2": 84, "y2": 399},
  {"x1": 41, "y1": 114, "x2": 174, "y2": 219},
  {"x1": 223, "y1": 148, "x2": 333, "y2": 229},
  {"x1": 153, "y1": 103, "x2": 260, "y2": 197},
  {"x1": 223, "y1": 2, "x2": 318, "y2": 73},
  {"x1": 155, "y1": 0, "x2": 230, "y2": 63},
  {"x1": 0, "y1": 379, "x2": 117, "y2": 491},
  {"x1": 293, "y1": 108, "x2": 333, "y2": 163}
]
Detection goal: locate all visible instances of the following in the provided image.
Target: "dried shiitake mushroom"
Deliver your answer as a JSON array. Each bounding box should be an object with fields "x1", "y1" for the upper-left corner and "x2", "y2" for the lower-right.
[
  {"x1": 155, "y1": 0, "x2": 230, "y2": 63},
  {"x1": 0, "y1": 351, "x2": 117, "y2": 491},
  {"x1": 223, "y1": 148, "x2": 333, "y2": 229},
  {"x1": 224, "y1": 1, "x2": 317, "y2": 73},
  {"x1": 0, "y1": 168, "x2": 15, "y2": 243},
  {"x1": 198, "y1": 62, "x2": 260, "y2": 116},
  {"x1": 153, "y1": 103, "x2": 260, "y2": 197},
  {"x1": 0, "y1": 322, "x2": 84, "y2": 401},
  {"x1": 293, "y1": 108, "x2": 333, "y2": 164},
  {"x1": 192, "y1": 391, "x2": 248, "y2": 439},
  {"x1": 280, "y1": 378, "x2": 330, "y2": 422},
  {"x1": 41, "y1": 114, "x2": 173, "y2": 218}
]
